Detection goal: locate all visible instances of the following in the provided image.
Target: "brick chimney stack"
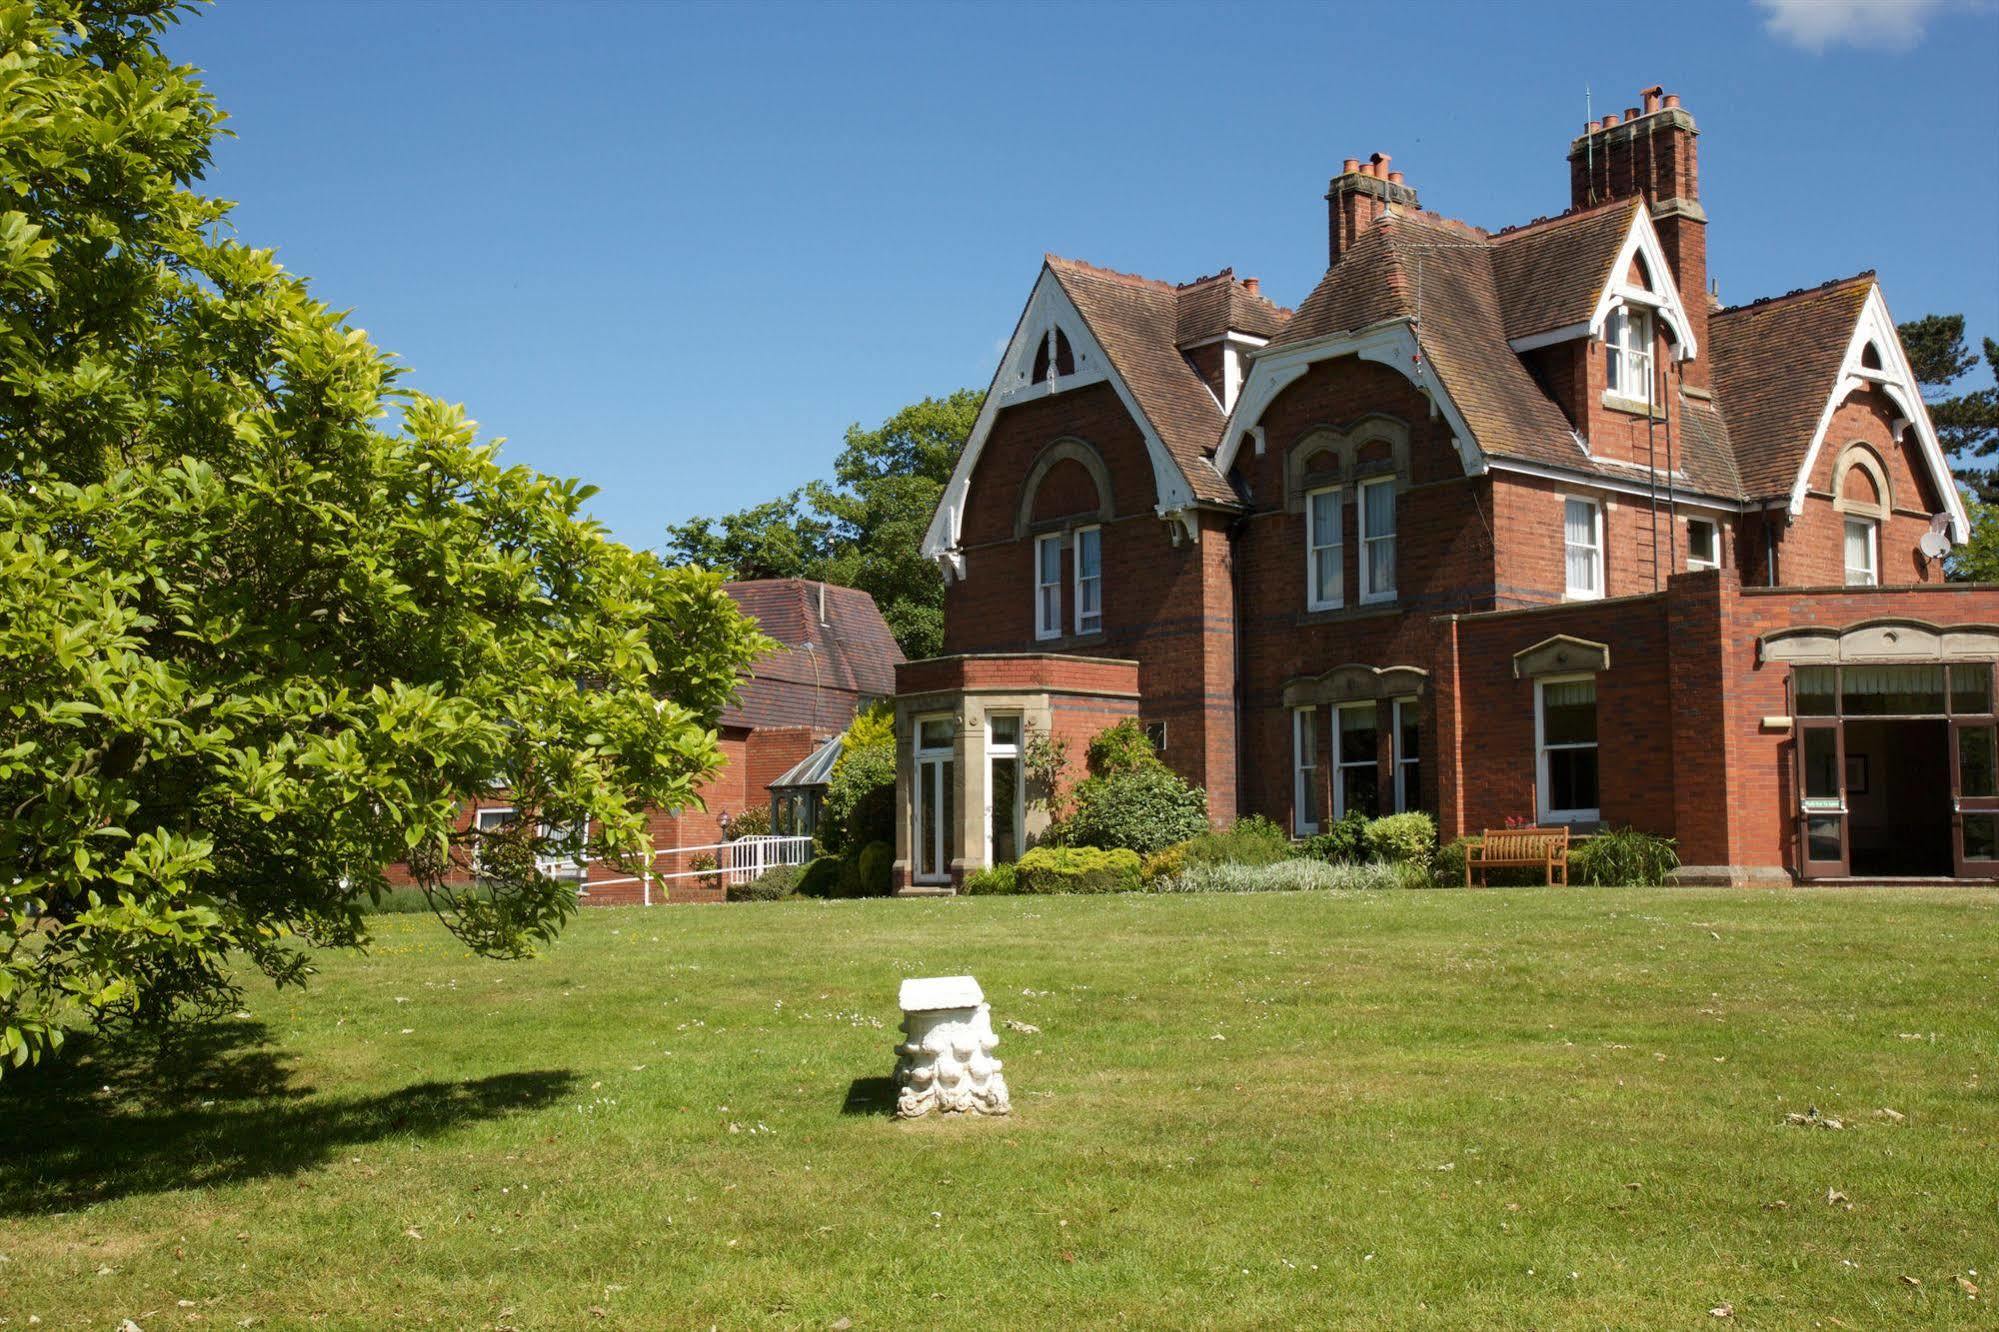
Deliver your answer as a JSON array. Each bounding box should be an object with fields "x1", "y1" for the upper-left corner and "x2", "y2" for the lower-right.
[
  {"x1": 1568, "y1": 85, "x2": 1709, "y2": 386},
  {"x1": 1326, "y1": 151, "x2": 1419, "y2": 267}
]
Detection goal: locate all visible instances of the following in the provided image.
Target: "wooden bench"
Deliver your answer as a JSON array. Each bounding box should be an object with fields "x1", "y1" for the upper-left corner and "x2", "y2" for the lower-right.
[{"x1": 1466, "y1": 827, "x2": 1571, "y2": 887}]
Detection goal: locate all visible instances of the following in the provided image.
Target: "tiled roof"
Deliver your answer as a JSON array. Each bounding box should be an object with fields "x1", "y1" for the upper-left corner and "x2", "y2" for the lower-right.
[
  {"x1": 1709, "y1": 274, "x2": 1873, "y2": 498},
  {"x1": 1047, "y1": 256, "x2": 1239, "y2": 504},
  {"x1": 720, "y1": 580, "x2": 903, "y2": 731},
  {"x1": 1172, "y1": 269, "x2": 1291, "y2": 344},
  {"x1": 1674, "y1": 392, "x2": 1743, "y2": 499},
  {"x1": 1488, "y1": 199, "x2": 1637, "y2": 341}
]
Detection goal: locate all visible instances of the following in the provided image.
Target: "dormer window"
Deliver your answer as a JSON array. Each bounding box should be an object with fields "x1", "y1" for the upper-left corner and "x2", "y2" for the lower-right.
[
  {"x1": 1604, "y1": 305, "x2": 1653, "y2": 402},
  {"x1": 1031, "y1": 327, "x2": 1076, "y2": 384}
]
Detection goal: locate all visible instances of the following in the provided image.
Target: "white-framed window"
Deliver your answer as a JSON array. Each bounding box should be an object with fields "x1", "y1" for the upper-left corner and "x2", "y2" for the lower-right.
[
  {"x1": 1335, "y1": 702, "x2": 1380, "y2": 819},
  {"x1": 986, "y1": 712, "x2": 1023, "y2": 866},
  {"x1": 1563, "y1": 496, "x2": 1604, "y2": 600},
  {"x1": 473, "y1": 805, "x2": 515, "y2": 881},
  {"x1": 1392, "y1": 696, "x2": 1421, "y2": 814},
  {"x1": 1034, "y1": 533, "x2": 1063, "y2": 639},
  {"x1": 1536, "y1": 675, "x2": 1600, "y2": 824},
  {"x1": 536, "y1": 819, "x2": 587, "y2": 884},
  {"x1": 1604, "y1": 304, "x2": 1653, "y2": 402},
  {"x1": 1292, "y1": 706, "x2": 1318, "y2": 836},
  {"x1": 914, "y1": 715, "x2": 958, "y2": 884},
  {"x1": 1687, "y1": 518, "x2": 1720, "y2": 571},
  {"x1": 1305, "y1": 485, "x2": 1343, "y2": 611},
  {"x1": 1359, "y1": 477, "x2": 1397, "y2": 603},
  {"x1": 1844, "y1": 517, "x2": 1878, "y2": 587},
  {"x1": 1073, "y1": 525, "x2": 1102, "y2": 635}
]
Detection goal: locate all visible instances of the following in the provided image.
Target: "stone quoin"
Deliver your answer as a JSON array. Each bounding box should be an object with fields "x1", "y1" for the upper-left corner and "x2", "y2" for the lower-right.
[{"x1": 895, "y1": 85, "x2": 1994, "y2": 888}]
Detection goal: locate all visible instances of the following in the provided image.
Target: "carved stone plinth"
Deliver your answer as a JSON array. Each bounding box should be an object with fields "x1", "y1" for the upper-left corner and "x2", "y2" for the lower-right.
[{"x1": 894, "y1": 975, "x2": 1009, "y2": 1119}]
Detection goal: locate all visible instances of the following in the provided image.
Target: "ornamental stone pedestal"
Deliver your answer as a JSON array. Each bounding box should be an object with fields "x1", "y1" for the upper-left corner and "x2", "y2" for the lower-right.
[{"x1": 894, "y1": 975, "x2": 1010, "y2": 1119}]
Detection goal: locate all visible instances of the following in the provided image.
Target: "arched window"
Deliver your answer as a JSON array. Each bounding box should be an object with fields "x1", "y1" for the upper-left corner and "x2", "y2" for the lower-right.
[
  {"x1": 1833, "y1": 444, "x2": 1891, "y2": 587},
  {"x1": 1860, "y1": 341, "x2": 1884, "y2": 371},
  {"x1": 1031, "y1": 327, "x2": 1076, "y2": 384}
]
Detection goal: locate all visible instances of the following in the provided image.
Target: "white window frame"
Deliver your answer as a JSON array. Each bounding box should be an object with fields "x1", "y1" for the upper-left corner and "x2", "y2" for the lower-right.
[
  {"x1": 472, "y1": 806, "x2": 515, "y2": 880},
  {"x1": 1073, "y1": 525, "x2": 1102, "y2": 635},
  {"x1": 1687, "y1": 517, "x2": 1720, "y2": 571},
  {"x1": 1563, "y1": 495, "x2": 1605, "y2": 601},
  {"x1": 1334, "y1": 701, "x2": 1379, "y2": 820},
  {"x1": 1605, "y1": 304, "x2": 1654, "y2": 403},
  {"x1": 1292, "y1": 706, "x2": 1318, "y2": 836},
  {"x1": 1034, "y1": 532, "x2": 1063, "y2": 640},
  {"x1": 1358, "y1": 477, "x2": 1397, "y2": 604},
  {"x1": 1843, "y1": 516, "x2": 1879, "y2": 587},
  {"x1": 1392, "y1": 695, "x2": 1420, "y2": 814},
  {"x1": 1305, "y1": 485, "x2": 1343, "y2": 612},
  {"x1": 913, "y1": 715, "x2": 956, "y2": 885},
  {"x1": 1535, "y1": 674, "x2": 1601, "y2": 825},
  {"x1": 985, "y1": 712, "x2": 1024, "y2": 866}
]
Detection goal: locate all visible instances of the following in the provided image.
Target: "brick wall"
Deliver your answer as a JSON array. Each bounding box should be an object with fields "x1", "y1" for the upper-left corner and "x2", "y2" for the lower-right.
[
  {"x1": 1774, "y1": 390, "x2": 1947, "y2": 589},
  {"x1": 943, "y1": 382, "x2": 1232, "y2": 809}
]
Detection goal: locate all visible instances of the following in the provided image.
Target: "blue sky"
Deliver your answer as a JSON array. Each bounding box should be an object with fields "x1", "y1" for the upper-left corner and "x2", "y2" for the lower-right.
[{"x1": 170, "y1": 0, "x2": 1999, "y2": 550}]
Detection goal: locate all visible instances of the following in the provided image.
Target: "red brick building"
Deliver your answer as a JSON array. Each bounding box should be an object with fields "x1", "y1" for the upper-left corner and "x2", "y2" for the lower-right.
[
  {"x1": 391, "y1": 579, "x2": 902, "y2": 904},
  {"x1": 895, "y1": 87, "x2": 1994, "y2": 889}
]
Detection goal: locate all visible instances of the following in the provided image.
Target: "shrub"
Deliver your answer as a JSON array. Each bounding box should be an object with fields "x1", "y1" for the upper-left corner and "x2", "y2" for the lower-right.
[
  {"x1": 796, "y1": 856, "x2": 843, "y2": 899},
  {"x1": 1572, "y1": 826, "x2": 1680, "y2": 886},
  {"x1": 823, "y1": 731, "x2": 895, "y2": 855},
  {"x1": 1086, "y1": 717, "x2": 1159, "y2": 778},
  {"x1": 857, "y1": 840, "x2": 895, "y2": 897},
  {"x1": 1064, "y1": 765, "x2": 1209, "y2": 855},
  {"x1": 1015, "y1": 846, "x2": 1143, "y2": 895},
  {"x1": 1144, "y1": 817, "x2": 1293, "y2": 883},
  {"x1": 690, "y1": 851, "x2": 721, "y2": 893},
  {"x1": 1366, "y1": 812, "x2": 1438, "y2": 867},
  {"x1": 1298, "y1": 811, "x2": 1371, "y2": 864},
  {"x1": 1153, "y1": 859, "x2": 1421, "y2": 894},
  {"x1": 724, "y1": 805, "x2": 771, "y2": 840},
  {"x1": 962, "y1": 863, "x2": 1019, "y2": 895},
  {"x1": 842, "y1": 700, "x2": 896, "y2": 756},
  {"x1": 728, "y1": 862, "x2": 801, "y2": 902}
]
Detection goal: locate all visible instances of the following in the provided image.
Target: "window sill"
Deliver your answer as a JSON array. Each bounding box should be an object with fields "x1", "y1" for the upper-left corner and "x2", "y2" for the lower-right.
[
  {"x1": 1295, "y1": 602, "x2": 1404, "y2": 628},
  {"x1": 1034, "y1": 630, "x2": 1109, "y2": 650},
  {"x1": 1601, "y1": 392, "x2": 1664, "y2": 420}
]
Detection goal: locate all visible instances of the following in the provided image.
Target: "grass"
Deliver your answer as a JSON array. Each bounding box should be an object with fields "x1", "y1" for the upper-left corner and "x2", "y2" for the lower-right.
[{"x1": 2, "y1": 887, "x2": 1995, "y2": 1329}]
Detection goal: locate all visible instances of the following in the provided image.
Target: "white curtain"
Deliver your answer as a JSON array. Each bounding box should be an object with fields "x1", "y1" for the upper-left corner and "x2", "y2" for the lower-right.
[
  {"x1": 1564, "y1": 499, "x2": 1599, "y2": 593},
  {"x1": 1364, "y1": 483, "x2": 1396, "y2": 593}
]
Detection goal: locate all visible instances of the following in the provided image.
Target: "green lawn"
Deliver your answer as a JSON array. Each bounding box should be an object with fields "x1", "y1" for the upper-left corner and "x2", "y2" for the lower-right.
[{"x1": 3, "y1": 888, "x2": 1995, "y2": 1330}]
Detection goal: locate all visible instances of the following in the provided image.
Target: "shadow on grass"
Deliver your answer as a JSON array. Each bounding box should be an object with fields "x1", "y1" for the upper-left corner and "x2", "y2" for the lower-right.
[
  {"x1": 841, "y1": 1075, "x2": 898, "y2": 1117},
  {"x1": 0, "y1": 1020, "x2": 575, "y2": 1215}
]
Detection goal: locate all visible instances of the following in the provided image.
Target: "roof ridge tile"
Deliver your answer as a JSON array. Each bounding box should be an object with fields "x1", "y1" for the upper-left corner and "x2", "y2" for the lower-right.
[{"x1": 1714, "y1": 271, "x2": 1876, "y2": 319}]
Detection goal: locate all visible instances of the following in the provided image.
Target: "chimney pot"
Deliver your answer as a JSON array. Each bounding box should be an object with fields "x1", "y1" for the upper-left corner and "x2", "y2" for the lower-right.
[
  {"x1": 1388, "y1": 171, "x2": 1405, "y2": 185},
  {"x1": 1342, "y1": 157, "x2": 1360, "y2": 175},
  {"x1": 1370, "y1": 152, "x2": 1391, "y2": 172},
  {"x1": 1642, "y1": 85, "x2": 1663, "y2": 113},
  {"x1": 1663, "y1": 93, "x2": 1680, "y2": 109},
  {"x1": 1242, "y1": 276, "x2": 1260, "y2": 297},
  {"x1": 1624, "y1": 106, "x2": 1640, "y2": 121},
  {"x1": 1602, "y1": 112, "x2": 1621, "y2": 128}
]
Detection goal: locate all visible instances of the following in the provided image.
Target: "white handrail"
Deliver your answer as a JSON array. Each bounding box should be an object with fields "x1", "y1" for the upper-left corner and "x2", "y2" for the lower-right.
[{"x1": 578, "y1": 835, "x2": 815, "y2": 901}]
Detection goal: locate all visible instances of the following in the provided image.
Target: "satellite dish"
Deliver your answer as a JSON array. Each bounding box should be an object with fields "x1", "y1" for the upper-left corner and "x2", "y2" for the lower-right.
[{"x1": 1920, "y1": 513, "x2": 1952, "y2": 561}]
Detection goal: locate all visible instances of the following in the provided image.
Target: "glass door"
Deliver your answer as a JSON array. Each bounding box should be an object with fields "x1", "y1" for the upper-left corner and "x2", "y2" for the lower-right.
[
  {"x1": 913, "y1": 717, "x2": 956, "y2": 884},
  {"x1": 986, "y1": 714, "x2": 1022, "y2": 865},
  {"x1": 1797, "y1": 719, "x2": 1848, "y2": 877},
  {"x1": 1951, "y1": 719, "x2": 1999, "y2": 876}
]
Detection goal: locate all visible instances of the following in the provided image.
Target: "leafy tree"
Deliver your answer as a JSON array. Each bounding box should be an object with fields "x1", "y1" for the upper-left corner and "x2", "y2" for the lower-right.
[
  {"x1": 1899, "y1": 314, "x2": 1999, "y2": 501},
  {"x1": 664, "y1": 391, "x2": 983, "y2": 658},
  {"x1": 0, "y1": 0, "x2": 768, "y2": 1074}
]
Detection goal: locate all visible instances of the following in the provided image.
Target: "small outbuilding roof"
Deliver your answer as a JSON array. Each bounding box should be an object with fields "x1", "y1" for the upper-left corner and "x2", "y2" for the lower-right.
[{"x1": 768, "y1": 733, "x2": 845, "y2": 791}]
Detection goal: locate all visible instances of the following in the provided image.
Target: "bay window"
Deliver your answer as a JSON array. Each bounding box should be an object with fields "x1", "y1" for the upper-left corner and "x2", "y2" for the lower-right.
[
  {"x1": 1336, "y1": 702, "x2": 1380, "y2": 819},
  {"x1": 1292, "y1": 706, "x2": 1318, "y2": 835}
]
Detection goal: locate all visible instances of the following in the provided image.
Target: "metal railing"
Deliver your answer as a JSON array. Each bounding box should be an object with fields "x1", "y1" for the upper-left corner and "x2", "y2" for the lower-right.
[{"x1": 579, "y1": 835, "x2": 814, "y2": 904}]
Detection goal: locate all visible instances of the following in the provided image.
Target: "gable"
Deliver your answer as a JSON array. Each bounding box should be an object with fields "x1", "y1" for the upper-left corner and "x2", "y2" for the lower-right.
[{"x1": 922, "y1": 264, "x2": 1213, "y2": 576}]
